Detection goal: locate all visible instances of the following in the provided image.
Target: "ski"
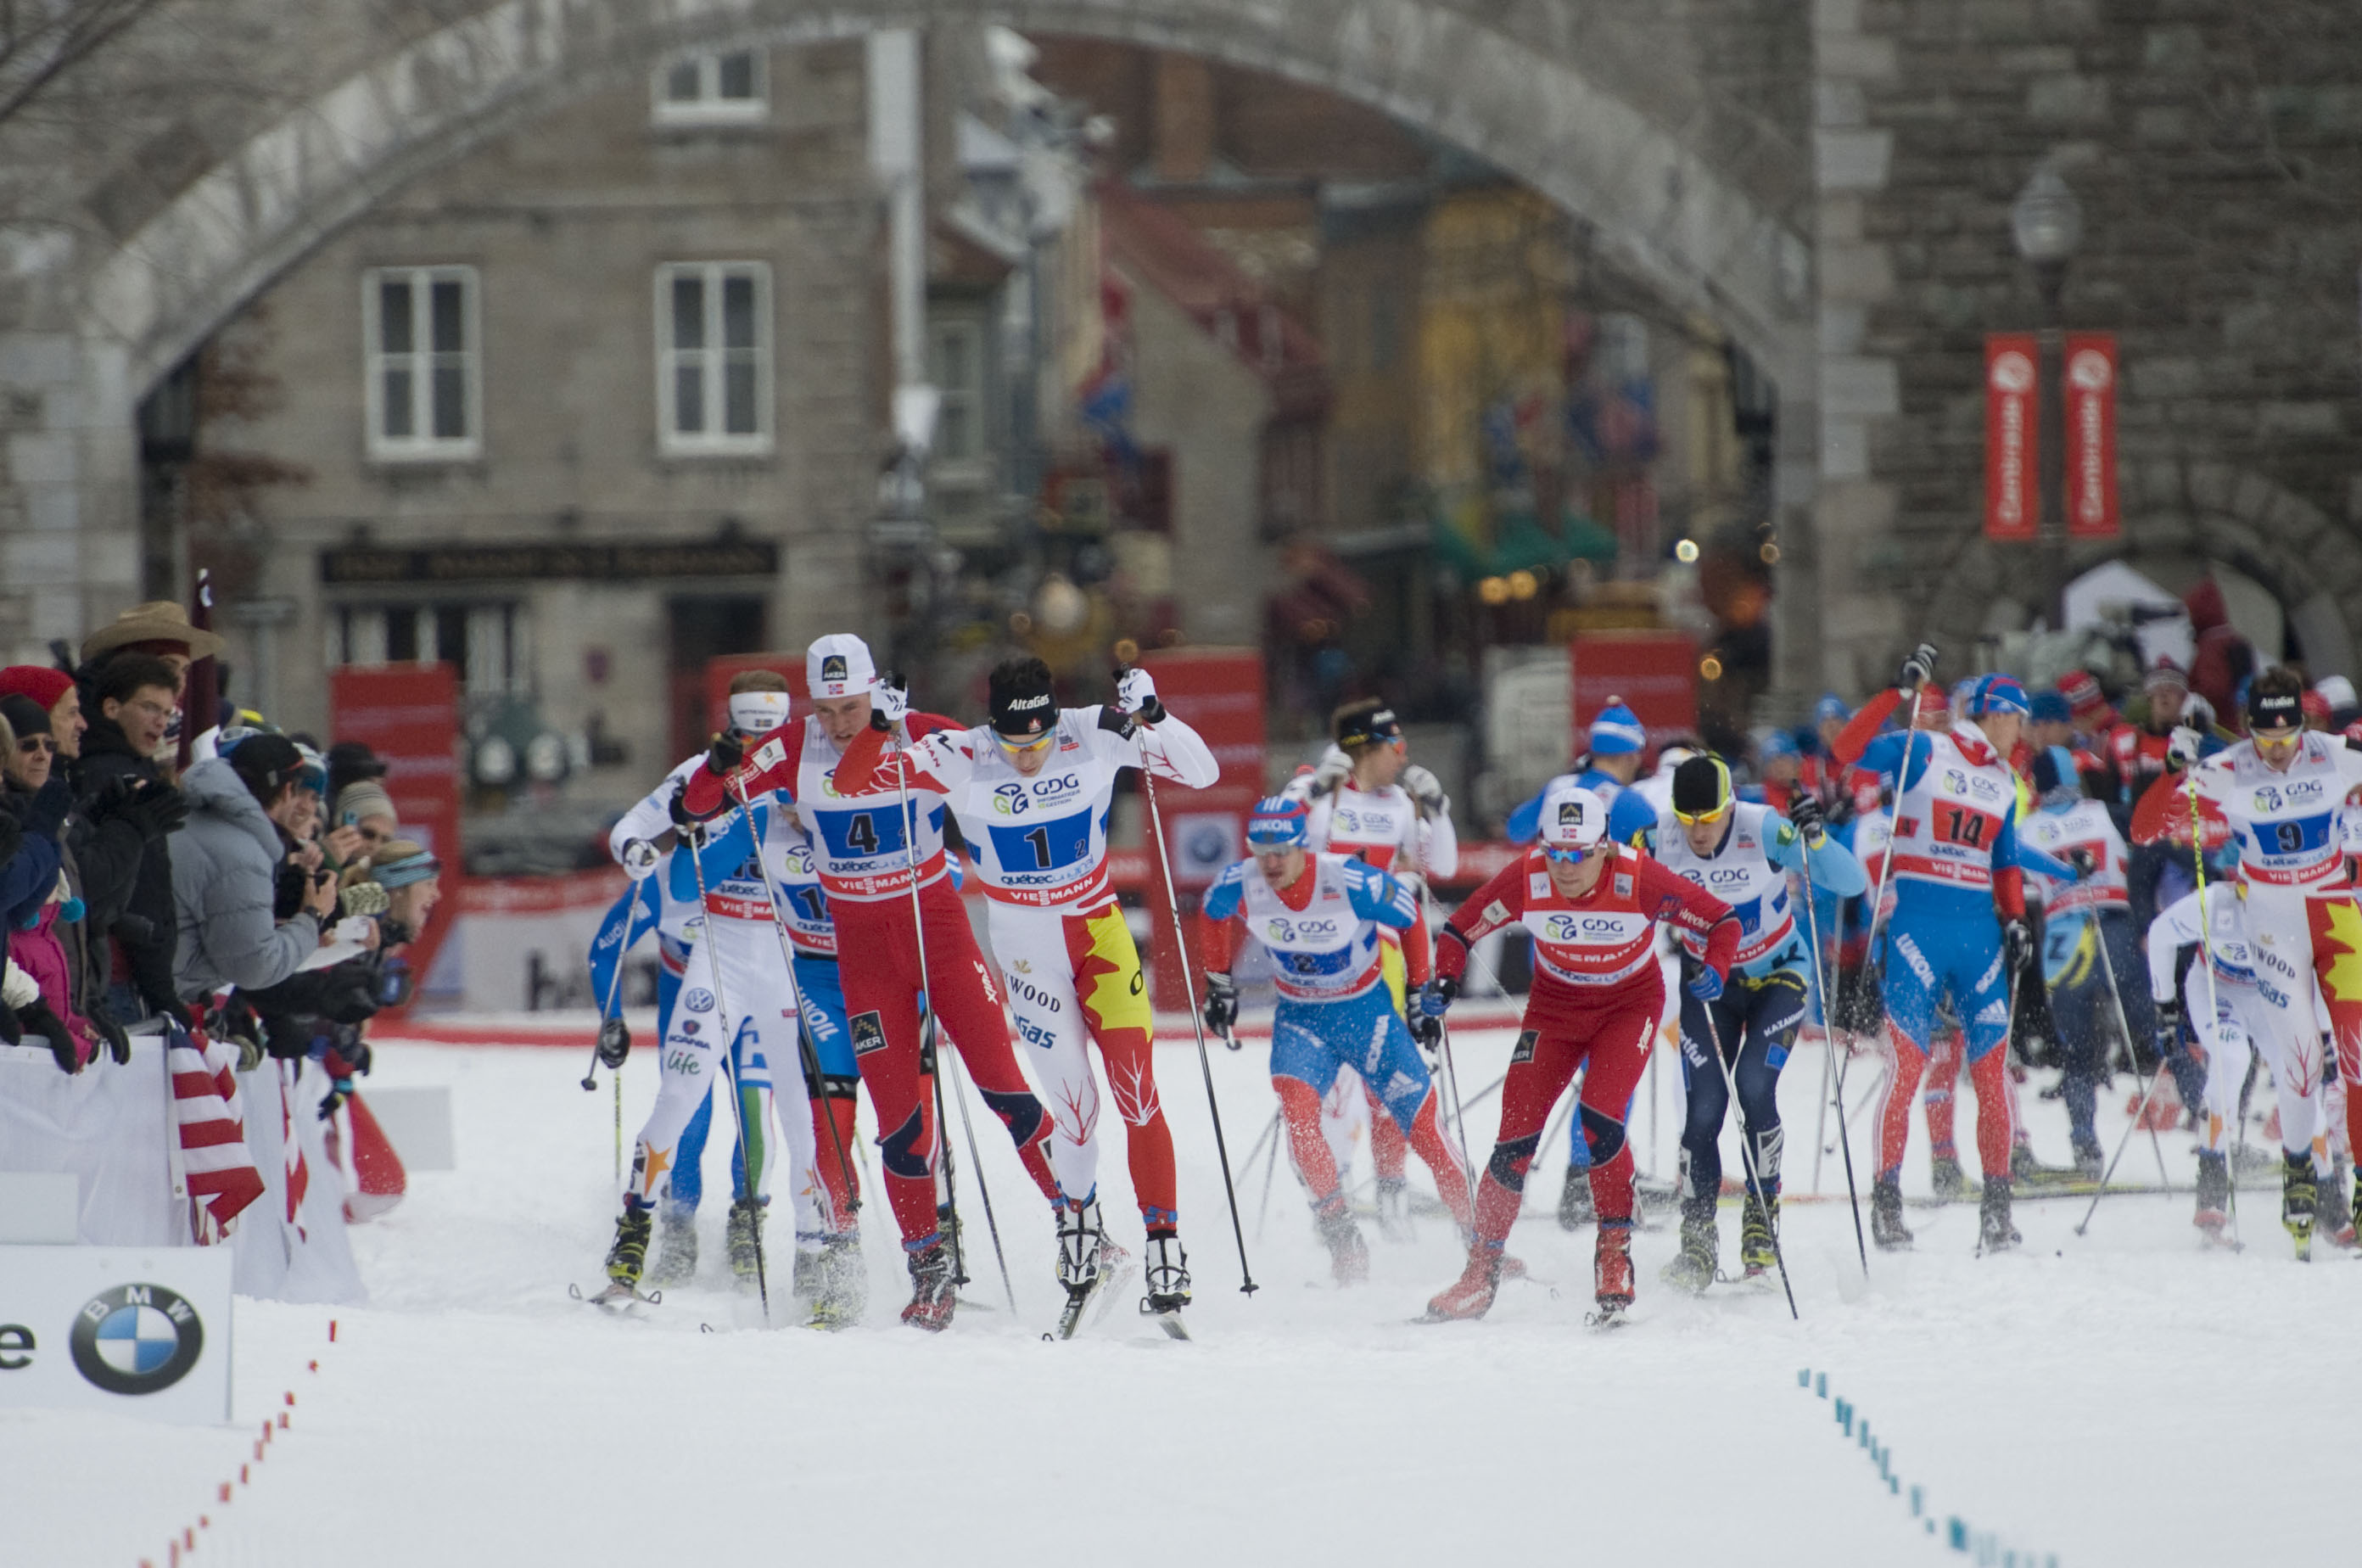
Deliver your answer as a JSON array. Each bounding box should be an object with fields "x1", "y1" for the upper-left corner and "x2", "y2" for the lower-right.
[
  {"x1": 570, "y1": 1281, "x2": 662, "y2": 1315},
  {"x1": 1141, "y1": 1301, "x2": 1192, "y2": 1340},
  {"x1": 1051, "y1": 1275, "x2": 1104, "y2": 1340},
  {"x1": 1584, "y1": 1304, "x2": 1632, "y2": 1330}
]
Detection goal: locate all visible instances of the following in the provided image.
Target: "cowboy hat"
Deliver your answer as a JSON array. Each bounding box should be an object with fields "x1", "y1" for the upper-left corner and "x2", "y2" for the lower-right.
[{"x1": 80, "y1": 600, "x2": 227, "y2": 663}]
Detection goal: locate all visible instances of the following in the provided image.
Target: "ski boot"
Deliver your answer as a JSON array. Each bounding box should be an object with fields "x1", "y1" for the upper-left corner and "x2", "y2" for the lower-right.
[
  {"x1": 1143, "y1": 1231, "x2": 1191, "y2": 1314},
  {"x1": 1871, "y1": 1177, "x2": 1913, "y2": 1251},
  {"x1": 1057, "y1": 1195, "x2": 1107, "y2": 1295},
  {"x1": 808, "y1": 1232, "x2": 867, "y2": 1329},
  {"x1": 2320, "y1": 1163, "x2": 2359, "y2": 1250},
  {"x1": 1592, "y1": 1218, "x2": 1635, "y2": 1321},
  {"x1": 2193, "y1": 1151, "x2": 2232, "y2": 1242},
  {"x1": 901, "y1": 1237, "x2": 957, "y2": 1331},
  {"x1": 1315, "y1": 1196, "x2": 1369, "y2": 1285},
  {"x1": 1739, "y1": 1192, "x2": 1780, "y2": 1278},
  {"x1": 1374, "y1": 1176, "x2": 1416, "y2": 1242},
  {"x1": 2071, "y1": 1140, "x2": 2105, "y2": 1184},
  {"x1": 726, "y1": 1196, "x2": 769, "y2": 1291},
  {"x1": 646, "y1": 1208, "x2": 698, "y2": 1286},
  {"x1": 1978, "y1": 1178, "x2": 2019, "y2": 1253},
  {"x1": 1660, "y1": 1199, "x2": 1716, "y2": 1294},
  {"x1": 2012, "y1": 1142, "x2": 2070, "y2": 1189},
  {"x1": 1928, "y1": 1154, "x2": 1969, "y2": 1204},
  {"x1": 604, "y1": 1205, "x2": 653, "y2": 1287},
  {"x1": 2282, "y1": 1152, "x2": 2317, "y2": 1262},
  {"x1": 1424, "y1": 1244, "x2": 1503, "y2": 1321},
  {"x1": 1557, "y1": 1166, "x2": 1596, "y2": 1230}
]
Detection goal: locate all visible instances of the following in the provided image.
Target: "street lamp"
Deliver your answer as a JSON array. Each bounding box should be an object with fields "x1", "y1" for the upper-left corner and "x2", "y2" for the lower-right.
[{"x1": 2011, "y1": 165, "x2": 2084, "y2": 627}]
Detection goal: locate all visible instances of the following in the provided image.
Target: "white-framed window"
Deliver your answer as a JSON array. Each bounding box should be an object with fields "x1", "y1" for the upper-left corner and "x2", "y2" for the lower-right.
[
  {"x1": 333, "y1": 600, "x2": 529, "y2": 697},
  {"x1": 656, "y1": 262, "x2": 772, "y2": 456},
  {"x1": 362, "y1": 266, "x2": 481, "y2": 461},
  {"x1": 928, "y1": 319, "x2": 985, "y2": 463},
  {"x1": 652, "y1": 49, "x2": 766, "y2": 125}
]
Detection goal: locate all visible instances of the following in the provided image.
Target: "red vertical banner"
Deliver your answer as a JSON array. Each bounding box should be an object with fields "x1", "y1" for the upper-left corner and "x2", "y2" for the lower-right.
[
  {"x1": 331, "y1": 664, "x2": 462, "y2": 1005},
  {"x1": 1138, "y1": 647, "x2": 1265, "y2": 1011},
  {"x1": 1569, "y1": 630, "x2": 1698, "y2": 750},
  {"x1": 1984, "y1": 334, "x2": 2040, "y2": 541},
  {"x1": 2063, "y1": 332, "x2": 2119, "y2": 540}
]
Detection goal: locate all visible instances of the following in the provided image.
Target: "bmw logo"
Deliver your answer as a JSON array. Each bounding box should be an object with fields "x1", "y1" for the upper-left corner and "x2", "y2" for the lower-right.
[
  {"x1": 684, "y1": 988, "x2": 716, "y2": 1013},
  {"x1": 69, "y1": 1284, "x2": 204, "y2": 1396}
]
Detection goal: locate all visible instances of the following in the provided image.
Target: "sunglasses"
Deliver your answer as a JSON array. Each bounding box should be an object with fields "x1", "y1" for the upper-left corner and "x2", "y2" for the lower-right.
[
  {"x1": 1672, "y1": 802, "x2": 1732, "y2": 826},
  {"x1": 993, "y1": 729, "x2": 1055, "y2": 754},
  {"x1": 1543, "y1": 843, "x2": 1604, "y2": 864},
  {"x1": 16, "y1": 736, "x2": 56, "y2": 755}
]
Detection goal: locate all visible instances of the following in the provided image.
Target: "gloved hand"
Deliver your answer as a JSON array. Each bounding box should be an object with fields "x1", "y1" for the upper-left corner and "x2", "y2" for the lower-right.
[
  {"x1": 319, "y1": 1074, "x2": 356, "y2": 1122},
  {"x1": 2067, "y1": 846, "x2": 2096, "y2": 876},
  {"x1": 706, "y1": 731, "x2": 746, "y2": 778},
  {"x1": 114, "y1": 780, "x2": 188, "y2": 840},
  {"x1": 1788, "y1": 792, "x2": 1827, "y2": 843},
  {"x1": 869, "y1": 673, "x2": 910, "y2": 732},
  {"x1": 1201, "y1": 972, "x2": 1239, "y2": 1038},
  {"x1": 1418, "y1": 975, "x2": 1459, "y2": 1019},
  {"x1": 666, "y1": 778, "x2": 700, "y2": 832},
  {"x1": 1307, "y1": 747, "x2": 1351, "y2": 799},
  {"x1": 0, "y1": 807, "x2": 20, "y2": 867},
  {"x1": 2166, "y1": 726, "x2": 2203, "y2": 769},
  {"x1": 88, "y1": 1003, "x2": 131, "y2": 1066},
  {"x1": 1115, "y1": 667, "x2": 1165, "y2": 724},
  {"x1": 2003, "y1": 919, "x2": 2035, "y2": 974},
  {"x1": 1686, "y1": 966, "x2": 1726, "y2": 1003},
  {"x1": 0, "y1": 994, "x2": 19, "y2": 1046},
  {"x1": 1400, "y1": 764, "x2": 1448, "y2": 817},
  {"x1": 596, "y1": 1016, "x2": 630, "y2": 1068},
  {"x1": 620, "y1": 838, "x2": 661, "y2": 882},
  {"x1": 21, "y1": 1000, "x2": 84, "y2": 1073},
  {"x1": 1899, "y1": 642, "x2": 1939, "y2": 691},
  {"x1": 342, "y1": 880, "x2": 390, "y2": 919},
  {"x1": 1409, "y1": 1009, "x2": 1443, "y2": 1056},
  {"x1": 2152, "y1": 994, "x2": 2181, "y2": 1050}
]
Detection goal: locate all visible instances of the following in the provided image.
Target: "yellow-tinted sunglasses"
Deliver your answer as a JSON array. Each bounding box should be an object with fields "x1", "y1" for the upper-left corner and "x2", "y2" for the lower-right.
[{"x1": 993, "y1": 728, "x2": 1055, "y2": 754}]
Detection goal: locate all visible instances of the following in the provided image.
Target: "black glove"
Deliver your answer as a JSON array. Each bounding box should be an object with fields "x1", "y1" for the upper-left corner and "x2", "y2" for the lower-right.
[
  {"x1": 1202, "y1": 972, "x2": 1239, "y2": 1039},
  {"x1": 88, "y1": 1002, "x2": 131, "y2": 1066},
  {"x1": 21, "y1": 999, "x2": 81, "y2": 1073},
  {"x1": 339, "y1": 1036, "x2": 373, "y2": 1078},
  {"x1": 1095, "y1": 704, "x2": 1139, "y2": 740},
  {"x1": 2002, "y1": 919, "x2": 2035, "y2": 974},
  {"x1": 666, "y1": 778, "x2": 698, "y2": 831},
  {"x1": 0, "y1": 806, "x2": 20, "y2": 866},
  {"x1": 1409, "y1": 1009, "x2": 1444, "y2": 1056},
  {"x1": 319, "y1": 1074, "x2": 356, "y2": 1122},
  {"x1": 2067, "y1": 847, "x2": 2096, "y2": 877},
  {"x1": 596, "y1": 1016, "x2": 630, "y2": 1068},
  {"x1": 706, "y1": 731, "x2": 746, "y2": 777},
  {"x1": 114, "y1": 780, "x2": 188, "y2": 840},
  {"x1": 2153, "y1": 994, "x2": 2182, "y2": 1052},
  {"x1": 1788, "y1": 793, "x2": 1826, "y2": 843},
  {"x1": 1899, "y1": 641, "x2": 1939, "y2": 692},
  {"x1": 0, "y1": 995, "x2": 19, "y2": 1045}
]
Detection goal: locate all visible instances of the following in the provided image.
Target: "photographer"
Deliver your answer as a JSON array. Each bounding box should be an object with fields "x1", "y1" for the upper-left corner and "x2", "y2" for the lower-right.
[{"x1": 170, "y1": 733, "x2": 336, "y2": 1003}]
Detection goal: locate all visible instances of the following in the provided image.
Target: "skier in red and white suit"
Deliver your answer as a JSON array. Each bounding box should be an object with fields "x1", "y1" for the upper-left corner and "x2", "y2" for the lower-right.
[
  {"x1": 1419, "y1": 781, "x2": 1738, "y2": 1322},
  {"x1": 678, "y1": 634, "x2": 1061, "y2": 1330}
]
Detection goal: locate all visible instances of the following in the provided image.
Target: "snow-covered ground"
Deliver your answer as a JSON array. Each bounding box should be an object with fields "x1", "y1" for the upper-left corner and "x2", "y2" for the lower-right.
[{"x1": 6, "y1": 1024, "x2": 2350, "y2": 1568}]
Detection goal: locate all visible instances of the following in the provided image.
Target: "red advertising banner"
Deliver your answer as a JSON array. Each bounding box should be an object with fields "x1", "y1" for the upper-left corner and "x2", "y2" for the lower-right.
[
  {"x1": 2063, "y1": 332, "x2": 2119, "y2": 540},
  {"x1": 1570, "y1": 630, "x2": 1698, "y2": 752},
  {"x1": 1984, "y1": 334, "x2": 2040, "y2": 541},
  {"x1": 1139, "y1": 647, "x2": 1265, "y2": 1009},
  {"x1": 331, "y1": 664, "x2": 462, "y2": 1005}
]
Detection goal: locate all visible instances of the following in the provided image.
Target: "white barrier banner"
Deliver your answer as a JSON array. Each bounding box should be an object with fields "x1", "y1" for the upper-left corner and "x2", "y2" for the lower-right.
[{"x1": 0, "y1": 1246, "x2": 233, "y2": 1425}]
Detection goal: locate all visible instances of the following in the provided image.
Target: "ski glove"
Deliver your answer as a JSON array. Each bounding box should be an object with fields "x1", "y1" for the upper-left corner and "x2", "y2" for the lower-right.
[
  {"x1": 619, "y1": 837, "x2": 661, "y2": 882},
  {"x1": 1685, "y1": 966, "x2": 1726, "y2": 1003},
  {"x1": 706, "y1": 731, "x2": 746, "y2": 778},
  {"x1": 1898, "y1": 642, "x2": 1939, "y2": 691},
  {"x1": 1201, "y1": 972, "x2": 1239, "y2": 1039},
  {"x1": 1409, "y1": 1009, "x2": 1444, "y2": 1056},
  {"x1": 869, "y1": 673, "x2": 910, "y2": 732},
  {"x1": 596, "y1": 1016, "x2": 630, "y2": 1069},
  {"x1": 1115, "y1": 667, "x2": 1165, "y2": 724},
  {"x1": 2166, "y1": 725, "x2": 2203, "y2": 768},
  {"x1": 2152, "y1": 994, "x2": 2181, "y2": 1047},
  {"x1": 88, "y1": 1004, "x2": 131, "y2": 1067},
  {"x1": 1788, "y1": 793, "x2": 1827, "y2": 843},
  {"x1": 2067, "y1": 847, "x2": 2096, "y2": 876},
  {"x1": 1400, "y1": 764, "x2": 1447, "y2": 818},
  {"x1": 114, "y1": 780, "x2": 188, "y2": 840},
  {"x1": 21, "y1": 1000, "x2": 84, "y2": 1074},
  {"x1": 2002, "y1": 919, "x2": 2035, "y2": 974},
  {"x1": 1418, "y1": 976, "x2": 1458, "y2": 1018}
]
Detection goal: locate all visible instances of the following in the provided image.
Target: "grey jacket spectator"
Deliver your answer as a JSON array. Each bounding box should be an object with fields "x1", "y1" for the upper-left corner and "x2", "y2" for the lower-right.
[{"x1": 169, "y1": 748, "x2": 322, "y2": 999}]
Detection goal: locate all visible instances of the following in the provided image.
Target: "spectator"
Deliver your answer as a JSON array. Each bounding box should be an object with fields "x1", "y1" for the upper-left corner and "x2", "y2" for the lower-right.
[
  {"x1": 0, "y1": 697, "x2": 94, "y2": 1070},
  {"x1": 364, "y1": 839, "x2": 443, "y2": 950},
  {"x1": 70, "y1": 652, "x2": 188, "y2": 1022},
  {"x1": 170, "y1": 734, "x2": 337, "y2": 1002},
  {"x1": 331, "y1": 778, "x2": 400, "y2": 864},
  {"x1": 0, "y1": 666, "x2": 84, "y2": 761},
  {"x1": 324, "y1": 741, "x2": 387, "y2": 813},
  {"x1": 78, "y1": 599, "x2": 225, "y2": 699},
  {"x1": 2183, "y1": 576, "x2": 2254, "y2": 727}
]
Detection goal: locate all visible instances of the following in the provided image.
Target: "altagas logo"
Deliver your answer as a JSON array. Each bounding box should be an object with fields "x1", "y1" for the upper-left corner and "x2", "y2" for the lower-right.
[{"x1": 70, "y1": 1283, "x2": 204, "y2": 1395}]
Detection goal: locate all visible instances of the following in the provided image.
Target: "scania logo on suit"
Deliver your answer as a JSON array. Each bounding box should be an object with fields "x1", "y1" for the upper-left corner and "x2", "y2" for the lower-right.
[{"x1": 69, "y1": 1284, "x2": 204, "y2": 1396}]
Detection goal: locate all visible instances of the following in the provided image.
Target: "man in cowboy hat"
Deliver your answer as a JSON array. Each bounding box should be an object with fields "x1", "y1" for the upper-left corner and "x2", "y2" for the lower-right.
[{"x1": 80, "y1": 600, "x2": 226, "y2": 688}]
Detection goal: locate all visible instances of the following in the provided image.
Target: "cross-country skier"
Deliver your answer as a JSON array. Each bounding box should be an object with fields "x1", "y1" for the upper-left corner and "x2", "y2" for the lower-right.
[
  {"x1": 677, "y1": 635, "x2": 1062, "y2": 1330},
  {"x1": 1829, "y1": 657, "x2": 2048, "y2": 1252},
  {"x1": 1646, "y1": 756, "x2": 1864, "y2": 1291},
  {"x1": 1419, "y1": 781, "x2": 1738, "y2": 1323},
  {"x1": 1199, "y1": 796, "x2": 1474, "y2": 1283},
  {"x1": 1285, "y1": 698, "x2": 1458, "y2": 1239},
  {"x1": 2018, "y1": 744, "x2": 2152, "y2": 1179},
  {"x1": 825, "y1": 656, "x2": 1216, "y2": 1324},
  {"x1": 2132, "y1": 665, "x2": 2362, "y2": 1247}
]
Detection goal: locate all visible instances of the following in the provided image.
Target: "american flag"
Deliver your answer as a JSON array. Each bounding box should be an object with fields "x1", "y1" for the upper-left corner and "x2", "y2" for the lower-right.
[{"x1": 166, "y1": 1022, "x2": 264, "y2": 1238}]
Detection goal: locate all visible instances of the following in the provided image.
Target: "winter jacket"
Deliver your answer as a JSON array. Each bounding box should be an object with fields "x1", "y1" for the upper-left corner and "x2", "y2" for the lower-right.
[
  {"x1": 169, "y1": 757, "x2": 320, "y2": 1000},
  {"x1": 68, "y1": 714, "x2": 178, "y2": 1013},
  {"x1": 2, "y1": 776, "x2": 104, "y2": 1038}
]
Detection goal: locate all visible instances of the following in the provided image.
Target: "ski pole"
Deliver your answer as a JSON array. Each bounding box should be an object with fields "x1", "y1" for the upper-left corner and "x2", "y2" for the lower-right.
[
  {"x1": 585, "y1": 912, "x2": 630, "y2": 1184},
  {"x1": 1139, "y1": 760, "x2": 1260, "y2": 1295},
  {"x1": 1413, "y1": 876, "x2": 1482, "y2": 1231},
  {"x1": 685, "y1": 821, "x2": 770, "y2": 1320},
  {"x1": 926, "y1": 1022, "x2": 966, "y2": 1285},
  {"x1": 889, "y1": 730, "x2": 1017, "y2": 1312},
  {"x1": 2085, "y1": 906, "x2": 2174, "y2": 1186},
  {"x1": 1698, "y1": 996, "x2": 1798, "y2": 1319},
  {"x1": 729, "y1": 776, "x2": 863, "y2": 1220},
  {"x1": 1799, "y1": 860, "x2": 1868, "y2": 1275}
]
